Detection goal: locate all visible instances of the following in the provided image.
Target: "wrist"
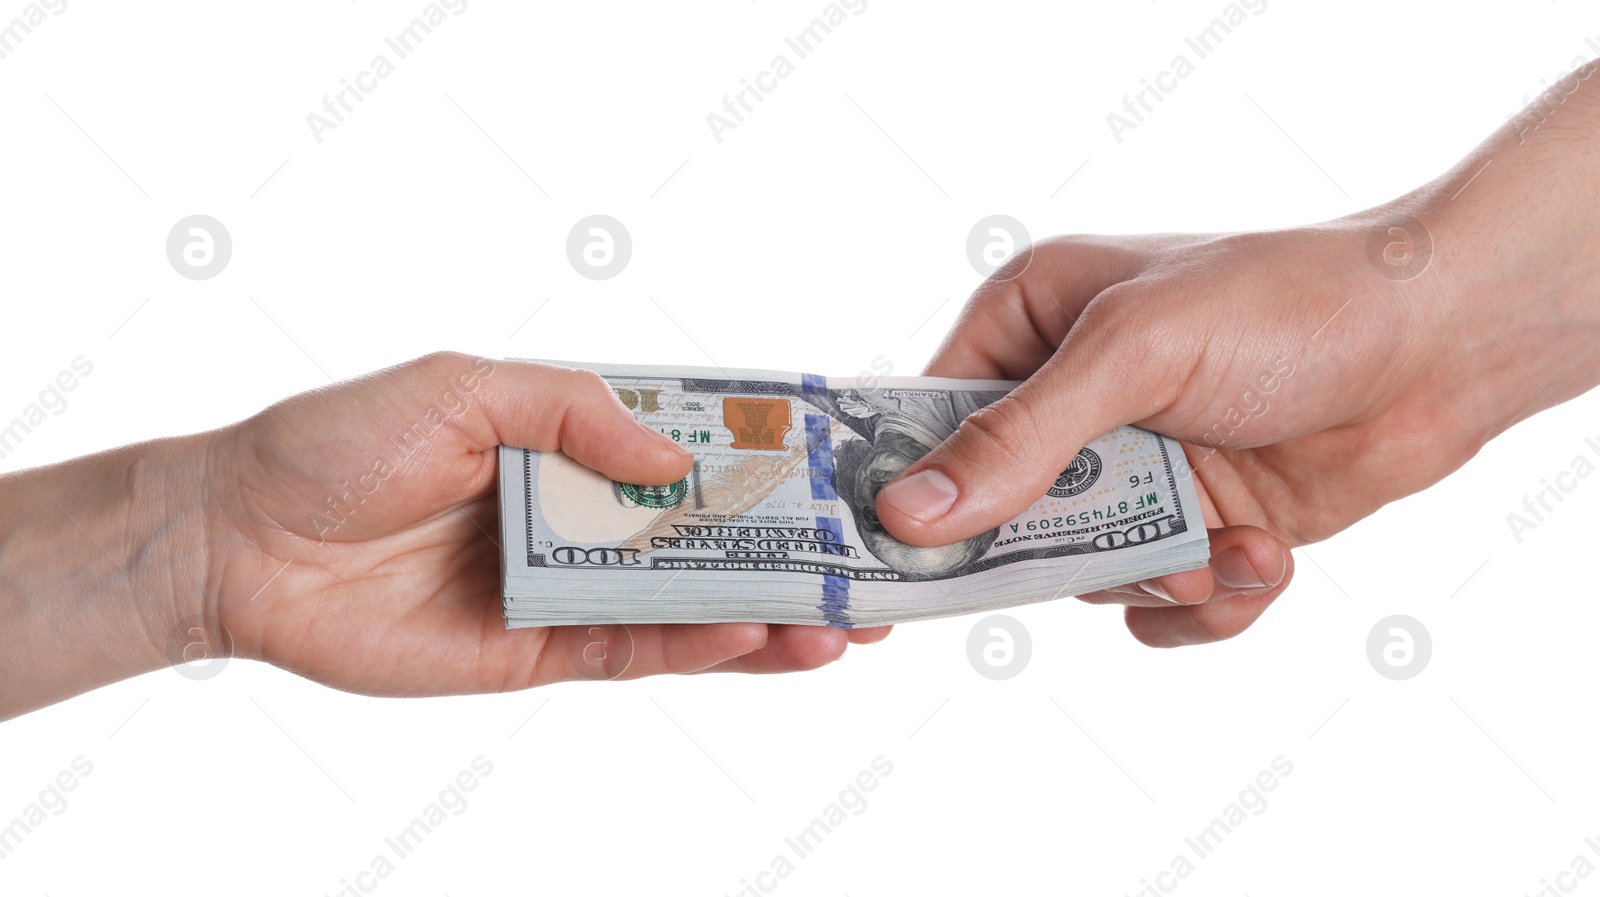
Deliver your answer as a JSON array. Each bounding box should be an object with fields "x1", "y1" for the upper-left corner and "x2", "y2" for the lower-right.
[
  {"x1": 138, "y1": 431, "x2": 226, "y2": 665},
  {"x1": 1420, "y1": 178, "x2": 1600, "y2": 435},
  {"x1": 1339, "y1": 112, "x2": 1600, "y2": 451},
  {"x1": 0, "y1": 432, "x2": 216, "y2": 718}
]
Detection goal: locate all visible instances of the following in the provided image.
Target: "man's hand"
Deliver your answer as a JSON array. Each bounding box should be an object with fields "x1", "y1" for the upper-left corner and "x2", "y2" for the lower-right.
[{"x1": 876, "y1": 71, "x2": 1600, "y2": 646}]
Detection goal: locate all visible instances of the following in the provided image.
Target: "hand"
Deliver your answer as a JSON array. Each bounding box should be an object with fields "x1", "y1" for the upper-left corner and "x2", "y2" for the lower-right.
[
  {"x1": 875, "y1": 80, "x2": 1600, "y2": 646},
  {"x1": 203, "y1": 353, "x2": 890, "y2": 696}
]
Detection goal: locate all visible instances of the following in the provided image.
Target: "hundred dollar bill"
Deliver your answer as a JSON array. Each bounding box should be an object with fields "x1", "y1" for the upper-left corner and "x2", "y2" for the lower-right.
[{"x1": 499, "y1": 362, "x2": 1209, "y2": 628}]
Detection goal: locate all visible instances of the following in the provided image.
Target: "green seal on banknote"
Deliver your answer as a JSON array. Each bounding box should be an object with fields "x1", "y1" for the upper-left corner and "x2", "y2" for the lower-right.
[{"x1": 615, "y1": 479, "x2": 688, "y2": 510}]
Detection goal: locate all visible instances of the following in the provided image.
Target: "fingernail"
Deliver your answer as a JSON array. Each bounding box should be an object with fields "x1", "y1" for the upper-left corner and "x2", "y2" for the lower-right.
[
  {"x1": 1137, "y1": 580, "x2": 1180, "y2": 604},
  {"x1": 1213, "y1": 546, "x2": 1278, "y2": 591},
  {"x1": 878, "y1": 469, "x2": 959, "y2": 522}
]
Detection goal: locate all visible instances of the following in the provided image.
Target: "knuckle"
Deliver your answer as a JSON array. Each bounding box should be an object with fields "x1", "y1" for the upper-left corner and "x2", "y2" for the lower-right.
[
  {"x1": 416, "y1": 349, "x2": 469, "y2": 372},
  {"x1": 985, "y1": 250, "x2": 1035, "y2": 288},
  {"x1": 404, "y1": 351, "x2": 478, "y2": 393},
  {"x1": 973, "y1": 235, "x2": 1092, "y2": 310},
  {"x1": 574, "y1": 368, "x2": 614, "y2": 399},
  {"x1": 1073, "y1": 288, "x2": 1172, "y2": 371},
  {"x1": 1077, "y1": 282, "x2": 1144, "y2": 330},
  {"x1": 962, "y1": 275, "x2": 1027, "y2": 336},
  {"x1": 538, "y1": 365, "x2": 611, "y2": 400},
  {"x1": 968, "y1": 274, "x2": 1023, "y2": 314},
  {"x1": 946, "y1": 397, "x2": 1042, "y2": 477}
]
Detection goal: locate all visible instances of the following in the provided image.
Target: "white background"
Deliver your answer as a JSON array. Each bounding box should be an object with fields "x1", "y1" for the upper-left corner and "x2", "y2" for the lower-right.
[{"x1": 3, "y1": 1, "x2": 1599, "y2": 894}]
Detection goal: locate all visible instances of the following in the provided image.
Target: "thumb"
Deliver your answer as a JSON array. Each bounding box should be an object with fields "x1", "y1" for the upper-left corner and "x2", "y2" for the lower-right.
[
  {"x1": 464, "y1": 357, "x2": 693, "y2": 486},
  {"x1": 875, "y1": 295, "x2": 1173, "y2": 547}
]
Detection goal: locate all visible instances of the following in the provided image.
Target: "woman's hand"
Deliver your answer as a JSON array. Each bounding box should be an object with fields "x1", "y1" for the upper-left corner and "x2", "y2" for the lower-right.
[
  {"x1": 0, "y1": 353, "x2": 891, "y2": 720},
  {"x1": 205, "y1": 353, "x2": 890, "y2": 696}
]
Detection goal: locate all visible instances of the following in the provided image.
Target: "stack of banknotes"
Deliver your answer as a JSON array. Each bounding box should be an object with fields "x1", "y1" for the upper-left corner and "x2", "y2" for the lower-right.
[{"x1": 498, "y1": 362, "x2": 1209, "y2": 628}]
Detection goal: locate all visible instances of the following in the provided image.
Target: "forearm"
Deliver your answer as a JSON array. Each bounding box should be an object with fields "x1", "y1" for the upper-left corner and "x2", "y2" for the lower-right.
[
  {"x1": 0, "y1": 434, "x2": 212, "y2": 720},
  {"x1": 1404, "y1": 60, "x2": 1600, "y2": 435}
]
